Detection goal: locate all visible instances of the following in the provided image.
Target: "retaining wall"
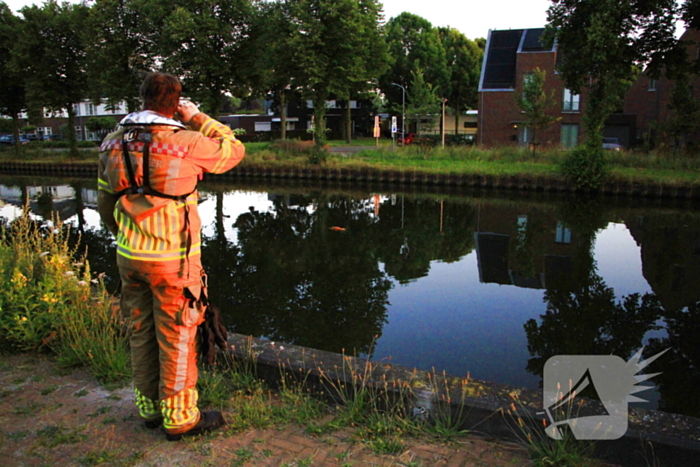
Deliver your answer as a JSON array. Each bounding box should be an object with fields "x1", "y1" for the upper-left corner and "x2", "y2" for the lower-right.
[
  {"x1": 0, "y1": 161, "x2": 698, "y2": 199},
  {"x1": 228, "y1": 333, "x2": 700, "y2": 467}
]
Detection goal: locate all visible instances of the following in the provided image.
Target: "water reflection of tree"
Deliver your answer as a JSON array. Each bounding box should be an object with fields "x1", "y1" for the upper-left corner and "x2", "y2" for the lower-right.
[
  {"x1": 647, "y1": 301, "x2": 700, "y2": 417},
  {"x1": 203, "y1": 191, "x2": 392, "y2": 355},
  {"x1": 374, "y1": 197, "x2": 475, "y2": 283},
  {"x1": 524, "y1": 196, "x2": 661, "y2": 378}
]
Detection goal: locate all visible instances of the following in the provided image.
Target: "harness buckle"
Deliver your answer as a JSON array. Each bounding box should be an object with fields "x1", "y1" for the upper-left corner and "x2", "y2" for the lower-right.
[{"x1": 124, "y1": 128, "x2": 139, "y2": 142}]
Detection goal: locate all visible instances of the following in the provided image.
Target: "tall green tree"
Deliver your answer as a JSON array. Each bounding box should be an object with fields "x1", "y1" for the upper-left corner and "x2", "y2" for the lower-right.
[
  {"x1": 86, "y1": 0, "x2": 155, "y2": 113},
  {"x1": 380, "y1": 13, "x2": 449, "y2": 124},
  {"x1": 516, "y1": 68, "x2": 560, "y2": 151},
  {"x1": 546, "y1": 0, "x2": 677, "y2": 188},
  {"x1": 438, "y1": 27, "x2": 484, "y2": 133},
  {"x1": 250, "y1": 0, "x2": 304, "y2": 140},
  {"x1": 0, "y1": 2, "x2": 26, "y2": 154},
  {"x1": 287, "y1": 0, "x2": 388, "y2": 147},
  {"x1": 148, "y1": 0, "x2": 253, "y2": 118},
  {"x1": 16, "y1": 0, "x2": 89, "y2": 157},
  {"x1": 546, "y1": 0, "x2": 678, "y2": 148}
]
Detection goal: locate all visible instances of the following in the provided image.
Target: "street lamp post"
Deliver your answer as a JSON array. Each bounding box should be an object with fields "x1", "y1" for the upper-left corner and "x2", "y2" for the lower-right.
[
  {"x1": 391, "y1": 83, "x2": 406, "y2": 140},
  {"x1": 441, "y1": 98, "x2": 448, "y2": 147}
]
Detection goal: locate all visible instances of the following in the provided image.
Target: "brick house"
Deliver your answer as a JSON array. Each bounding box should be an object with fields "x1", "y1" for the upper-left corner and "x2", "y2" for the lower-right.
[
  {"x1": 477, "y1": 28, "x2": 640, "y2": 149},
  {"x1": 623, "y1": 28, "x2": 700, "y2": 148},
  {"x1": 478, "y1": 27, "x2": 700, "y2": 149}
]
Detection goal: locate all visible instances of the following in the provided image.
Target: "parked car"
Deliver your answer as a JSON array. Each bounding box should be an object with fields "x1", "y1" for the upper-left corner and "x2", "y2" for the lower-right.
[
  {"x1": 397, "y1": 132, "x2": 415, "y2": 146},
  {"x1": 602, "y1": 137, "x2": 622, "y2": 151},
  {"x1": 0, "y1": 134, "x2": 29, "y2": 145},
  {"x1": 448, "y1": 134, "x2": 476, "y2": 146}
]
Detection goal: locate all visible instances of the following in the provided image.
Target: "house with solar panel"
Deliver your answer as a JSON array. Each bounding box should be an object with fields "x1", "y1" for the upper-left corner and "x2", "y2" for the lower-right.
[
  {"x1": 477, "y1": 28, "x2": 637, "y2": 149},
  {"x1": 478, "y1": 28, "x2": 588, "y2": 148}
]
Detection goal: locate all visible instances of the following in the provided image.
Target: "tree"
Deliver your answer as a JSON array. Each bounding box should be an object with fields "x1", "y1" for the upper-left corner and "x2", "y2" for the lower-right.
[
  {"x1": 287, "y1": 0, "x2": 388, "y2": 148},
  {"x1": 660, "y1": 72, "x2": 700, "y2": 149},
  {"x1": 15, "y1": 0, "x2": 90, "y2": 157},
  {"x1": 516, "y1": 68, "x2": 560, "y2": 151},
  {"x1": 405, "y1": 66, "x2": 440, "y2": 134},
  {"x1": 546, "y1": 0, "x2": 678, "y2": 149},
  {"x1": 148, "y1": 0, "x2": 254, "y2": 118},
  {"x1": 249, "y1": 0, "x2": 304, "y2": 140},
  {"x1": 86, "y1": 0, "x2": 155, "y2": 113},
  {"x1": 438, "y1": 27, "x2": 484, "y2": 133},
  {"x1": 0, "y1": 3, "x2": 26, "y2": 155},
  {"x1": 380, "y1": 13, "x2": 449, "y2": 125}
]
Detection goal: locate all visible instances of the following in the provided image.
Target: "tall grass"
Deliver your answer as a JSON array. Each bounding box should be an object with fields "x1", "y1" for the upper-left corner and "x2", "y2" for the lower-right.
[{"x1": 0, "y1": 210, "x2": 130, "y2": 385}]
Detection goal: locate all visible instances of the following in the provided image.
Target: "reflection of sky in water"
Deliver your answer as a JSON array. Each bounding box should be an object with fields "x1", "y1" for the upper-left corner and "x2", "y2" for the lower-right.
[
  {"x1": 375, "y1": 254, "x2": 545, "y2": 389},
  {"x1": 374, "y1": 222, "x2": 654, "y2": 390},
  {"x1": 0, "y1": 189, "x2": 664, "y2": 398}
]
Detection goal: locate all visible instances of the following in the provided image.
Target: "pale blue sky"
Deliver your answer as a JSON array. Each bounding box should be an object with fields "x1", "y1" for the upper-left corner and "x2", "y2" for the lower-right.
[{"x1": 6, "y1": 0, "x2": 553, "y2": 40}]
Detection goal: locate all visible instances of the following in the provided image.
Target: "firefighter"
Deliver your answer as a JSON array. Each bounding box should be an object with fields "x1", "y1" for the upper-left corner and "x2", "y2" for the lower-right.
[{"x1": 97, "y1": 73, "x2": 245, "y2": 441}]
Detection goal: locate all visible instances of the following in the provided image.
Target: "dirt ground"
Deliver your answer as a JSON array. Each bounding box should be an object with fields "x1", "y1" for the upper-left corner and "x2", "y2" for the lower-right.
[{"x1": 0, "y1": 353, "x2": 530, "y2": 467}]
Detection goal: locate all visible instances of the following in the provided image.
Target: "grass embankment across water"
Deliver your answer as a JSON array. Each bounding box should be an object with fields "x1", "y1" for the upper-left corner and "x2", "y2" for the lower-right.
[{"x1": 2, "y1": 138, "x2": 699, "y2": 188}]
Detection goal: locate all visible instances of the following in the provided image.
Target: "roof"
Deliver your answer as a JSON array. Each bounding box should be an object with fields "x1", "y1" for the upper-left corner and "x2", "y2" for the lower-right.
[{"x1": 479, "y1": 28, "x2": 555, "y2": 91}]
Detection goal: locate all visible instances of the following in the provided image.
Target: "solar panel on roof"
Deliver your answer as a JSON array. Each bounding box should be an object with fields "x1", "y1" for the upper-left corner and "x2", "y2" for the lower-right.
[
  {"x1": 521, "y1": 28, "x2": 551, "y2": 52},
  {"x1": 482, "y1": 30, "x2": 523, "y2": 89}
]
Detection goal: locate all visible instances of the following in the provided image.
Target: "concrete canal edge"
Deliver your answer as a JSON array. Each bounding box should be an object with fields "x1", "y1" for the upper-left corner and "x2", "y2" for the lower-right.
[
  {"x1": 0, "y1": 160, "x2": 699, "y2": 199},
  {"x1": 227, "y1": 333, "x2": 700, "y2": 467}
]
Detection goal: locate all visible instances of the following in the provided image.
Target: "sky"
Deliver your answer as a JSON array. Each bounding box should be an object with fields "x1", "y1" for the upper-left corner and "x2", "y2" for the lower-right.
[{"x1": 5, "y1": 0, "x2": 552, "y2": 40}]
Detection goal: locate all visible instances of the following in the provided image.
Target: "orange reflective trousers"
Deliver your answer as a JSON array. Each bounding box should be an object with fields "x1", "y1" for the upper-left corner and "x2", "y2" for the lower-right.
[{"x1": 120, "y1": 265, "x2": 206, "y2": 434}]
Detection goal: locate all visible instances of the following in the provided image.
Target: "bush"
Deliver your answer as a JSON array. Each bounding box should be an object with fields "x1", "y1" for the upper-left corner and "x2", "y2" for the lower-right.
[
  {"x1": 0, "y1": 212, "x2": 130, "y2": 384},
  {"x1": 560, "y1": 146, "x2": 608, "y2": 190}
]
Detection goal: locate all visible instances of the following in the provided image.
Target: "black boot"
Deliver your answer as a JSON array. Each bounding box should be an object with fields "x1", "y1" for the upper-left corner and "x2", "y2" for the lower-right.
[{"x1": 165, "y1": 411, "x2": 226, "y2": 441}]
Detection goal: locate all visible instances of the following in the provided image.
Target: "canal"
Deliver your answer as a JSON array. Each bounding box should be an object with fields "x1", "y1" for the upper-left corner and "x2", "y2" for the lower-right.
[{"x1": 1, "y1": 176, "x2": 698, "y2": 419}]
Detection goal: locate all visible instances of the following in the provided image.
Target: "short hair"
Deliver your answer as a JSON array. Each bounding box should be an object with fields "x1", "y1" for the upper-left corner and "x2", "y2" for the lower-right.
[{"x1": 140, "y1": 73, "x2": 181, "y2": 116}]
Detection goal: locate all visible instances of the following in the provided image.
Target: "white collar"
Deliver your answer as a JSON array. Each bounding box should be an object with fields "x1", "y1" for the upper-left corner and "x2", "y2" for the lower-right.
[{"x1": 119, "y1": 110, "x2": 186, "y2": 129}]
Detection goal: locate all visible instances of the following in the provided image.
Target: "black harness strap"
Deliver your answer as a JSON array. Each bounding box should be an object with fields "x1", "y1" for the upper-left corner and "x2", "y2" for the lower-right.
[
  {"x1": 115, "y1": 126, "x2": 197, "y2": 278},
  {"x1": 115, "y1": 127, "x2": 193, "y2": 201}
]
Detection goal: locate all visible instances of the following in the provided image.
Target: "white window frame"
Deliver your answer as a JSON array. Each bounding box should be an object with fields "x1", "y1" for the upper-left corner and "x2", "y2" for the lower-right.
[{"x1": 563, "y1": 89, "x2": 580, "y2": 112}]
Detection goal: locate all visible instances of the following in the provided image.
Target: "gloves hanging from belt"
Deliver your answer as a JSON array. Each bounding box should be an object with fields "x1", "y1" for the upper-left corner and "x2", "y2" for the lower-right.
[{"x1": 198, "y1": 302, "x2": 228, "y2": 365}]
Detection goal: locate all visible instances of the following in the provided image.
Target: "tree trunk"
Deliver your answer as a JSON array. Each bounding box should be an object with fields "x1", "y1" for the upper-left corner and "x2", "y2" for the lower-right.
[
  {"x1": 312, "y1": 92, "x2": 327, "y2": 147},
  {"x1": 343, "y1": 99, "x2": 352, "y2": 144},
  {"x1": 67, "y1": 105, "x2": 80, "y2": 159},
  {"x1": 11, "y1": 112, "x2": 21, "y2": 156},
  {"x1": 280, "y1": 91, "x2": 287, "y2": 141}
]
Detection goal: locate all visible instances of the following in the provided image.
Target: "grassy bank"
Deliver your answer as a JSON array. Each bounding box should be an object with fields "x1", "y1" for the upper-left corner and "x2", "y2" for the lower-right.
[{"x1": 1, "y1": 139, "x2": 698, "y2": 188}]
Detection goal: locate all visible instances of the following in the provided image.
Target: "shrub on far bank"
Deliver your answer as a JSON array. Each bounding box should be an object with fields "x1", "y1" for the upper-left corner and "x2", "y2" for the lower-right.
[{"x1": 560, "y1": 146, "x2": 608, "y2": 190}]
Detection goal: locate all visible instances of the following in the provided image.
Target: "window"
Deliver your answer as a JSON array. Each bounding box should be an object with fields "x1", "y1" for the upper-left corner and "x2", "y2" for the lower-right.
[
  {"x1": 254, "y1": 122, "x2": 271, "y2": 132},
  {"x1": 563, "y1": 89, "x2": 580, "y2": 111},
  {"x1": 555, "y1": 222, "x2": 572, "y2": 244},
  {"x1": 561, "y1": 124, "x2": 579, "y2": 148},
  {"x1": 518, "y1": 126, "x2": 532, "y2": 147},
  {"x1": 648, "y1": 78, "x2": 657, "y2": 91}
]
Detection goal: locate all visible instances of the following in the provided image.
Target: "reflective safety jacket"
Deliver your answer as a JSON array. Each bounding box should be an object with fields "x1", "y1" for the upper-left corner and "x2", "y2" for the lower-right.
[{"x1": 97, "y1": 110, "x2": 245, "y2": 275}]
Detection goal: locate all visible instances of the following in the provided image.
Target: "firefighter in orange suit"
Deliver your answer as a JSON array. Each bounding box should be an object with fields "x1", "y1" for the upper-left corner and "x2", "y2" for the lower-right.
[{"x1": 97, "y1": 73, "x2": 245, "y2": 441}]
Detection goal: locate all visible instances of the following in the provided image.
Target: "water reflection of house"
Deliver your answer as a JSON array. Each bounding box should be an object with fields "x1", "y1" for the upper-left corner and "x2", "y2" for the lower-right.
[
  {"x1": 474, "y1": 204, "x2": 577, "y2": 289},
  {"x1": 626, "y1": 215, "x2": 700, "y2": 311},
  {"x1": 0, "y1": 185, "x2": 95, "y2": 221}
]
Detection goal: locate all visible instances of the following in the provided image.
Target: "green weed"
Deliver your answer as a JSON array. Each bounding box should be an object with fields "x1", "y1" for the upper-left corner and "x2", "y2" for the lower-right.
[
  {"x1": 35, "y1": 424, "x2": 86, "y2": 448},
  {"x1": 78, "y1": 449, "x2": 121, "y2": 466},
  {"x1": 0, "y1": 211, "x2": 130, "y2": 386},
  {"x1": 505, "y1": 392, "x2": 597, "y2": 467},
  {"x1": 40, "y1": 384, "x2": 58, "y2": 395}
]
